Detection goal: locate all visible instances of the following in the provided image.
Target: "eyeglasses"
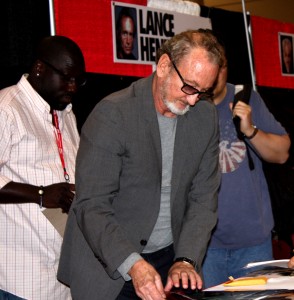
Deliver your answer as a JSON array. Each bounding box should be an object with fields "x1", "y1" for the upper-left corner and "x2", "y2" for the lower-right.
[
  {"x1": 171, "y1": 61, "x2": 213, "y2": 99},
  {"x1": 39, "y1": 59, "x2": 86, "y2": 87}
]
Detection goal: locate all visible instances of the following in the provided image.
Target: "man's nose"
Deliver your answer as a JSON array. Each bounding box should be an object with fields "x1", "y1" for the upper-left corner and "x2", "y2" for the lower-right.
[
  {"x1": 66, "y1": 80, "x2": 78, "y2": 93},
  {"x1": 186, "y1": 94, "x2": 200, "y2": 106}
]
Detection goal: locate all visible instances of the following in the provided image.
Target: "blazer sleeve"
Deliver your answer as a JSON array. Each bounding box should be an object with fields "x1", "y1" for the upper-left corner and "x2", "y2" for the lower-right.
[{"x1": 73, "y1": 100, "x2": 137, "y2": 279}]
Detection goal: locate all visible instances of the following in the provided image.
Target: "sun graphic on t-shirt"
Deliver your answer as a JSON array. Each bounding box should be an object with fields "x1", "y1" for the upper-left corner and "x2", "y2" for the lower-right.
[{"x1": 219, "y1": 140, "x2": 246, "y2": 173}]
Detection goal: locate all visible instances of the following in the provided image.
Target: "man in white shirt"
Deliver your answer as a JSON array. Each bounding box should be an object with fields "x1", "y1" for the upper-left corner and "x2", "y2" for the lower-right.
[{"x1": 0, "y1": 35, "x2": 86, "y2": 300}]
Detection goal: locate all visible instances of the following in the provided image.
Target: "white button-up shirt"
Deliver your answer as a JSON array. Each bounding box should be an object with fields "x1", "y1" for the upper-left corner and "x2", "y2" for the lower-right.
[{"x1": 0, "y1": 75, "x2": 79, "y2": 299}]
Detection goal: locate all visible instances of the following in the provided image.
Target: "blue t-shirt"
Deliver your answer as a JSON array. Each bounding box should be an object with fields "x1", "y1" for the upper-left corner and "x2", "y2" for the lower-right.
[{"x1": 209, "y1": 83, "x2": 288, "y2": 249}]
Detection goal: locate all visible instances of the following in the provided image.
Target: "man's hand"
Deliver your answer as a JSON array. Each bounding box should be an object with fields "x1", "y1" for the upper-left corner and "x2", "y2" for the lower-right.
[
  {"x1": 164, "y1": 261, "x2": 202, "y2": 293},
  {"x1": 230, "y1": 101, "x2": 254, "y2": 137},
  {"x1": 42, "y1": 182, "x2": 75, "y2": 213},
  {"x1": 288, "y1": 256, "x2": 294, "y2": 268},
  {"x1": 129, "y1": 259, "x2": 166, "y2": 300}
]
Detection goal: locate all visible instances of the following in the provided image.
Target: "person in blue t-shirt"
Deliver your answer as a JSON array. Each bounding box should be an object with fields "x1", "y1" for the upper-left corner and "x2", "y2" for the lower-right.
[{"x1": 202, "y1": 55, "x2": 291, "y2": 288}]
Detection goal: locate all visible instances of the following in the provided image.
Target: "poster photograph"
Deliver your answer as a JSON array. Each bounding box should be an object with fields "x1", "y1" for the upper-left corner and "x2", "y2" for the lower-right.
[
  {"x1": 279, "y1": 32, "x2": 294, "y2": 76},
  {"x1": 112, "y1": 1, "x2": 211, "y2": 65}
]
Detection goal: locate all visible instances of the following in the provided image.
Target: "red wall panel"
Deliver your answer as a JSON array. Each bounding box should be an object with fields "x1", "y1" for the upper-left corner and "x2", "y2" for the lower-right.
[{"x1": 54, "y1": 0, "x2": 152, "y2": 77}]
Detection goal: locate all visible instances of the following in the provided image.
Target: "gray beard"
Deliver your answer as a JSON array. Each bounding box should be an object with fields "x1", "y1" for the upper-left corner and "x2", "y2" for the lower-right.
[
  {"x1": 163, "y1": 98, "x2": 190, "y2": 115},
  {"x1": 161, "y1": 74, "x2": 190, "y2": 116}
]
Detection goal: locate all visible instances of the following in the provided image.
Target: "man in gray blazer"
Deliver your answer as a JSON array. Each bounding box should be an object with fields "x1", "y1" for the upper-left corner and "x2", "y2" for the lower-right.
[{"x1": 58, "y1": 29, "x2": 224, "y2": 300}]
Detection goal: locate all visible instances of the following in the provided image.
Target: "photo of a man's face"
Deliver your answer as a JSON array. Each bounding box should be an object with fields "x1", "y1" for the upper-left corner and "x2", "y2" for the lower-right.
[
  {"x1": 119, "y1": 15, "x2": 135, "y2": 57},
  {"x1": 115, "y1": 6, "x2": 138, "y2": 60},
  {"x1": 279, "y1": 34, "x2": 294, "y2": 75}
]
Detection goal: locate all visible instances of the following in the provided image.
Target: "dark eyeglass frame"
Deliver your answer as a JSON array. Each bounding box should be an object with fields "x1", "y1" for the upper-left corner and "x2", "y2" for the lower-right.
[
  {"x1": 39, "y1": 59, "x2": 86, "y2": 87},
  {"x1": 171, "y1": 61, "x2": 213, "y2": 99}
]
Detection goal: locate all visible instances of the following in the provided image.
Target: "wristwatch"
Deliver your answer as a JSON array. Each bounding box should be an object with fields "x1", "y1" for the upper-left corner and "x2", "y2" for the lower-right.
[
  {"x1": 174, "y1": 257, "x2": 197, "y2": 268},
  {"x1": 244, "y1": 125, "x2": 259, "y2": 140},
  {"x1": 38, "y1": 185, "x2": 44, "y2": 208}
]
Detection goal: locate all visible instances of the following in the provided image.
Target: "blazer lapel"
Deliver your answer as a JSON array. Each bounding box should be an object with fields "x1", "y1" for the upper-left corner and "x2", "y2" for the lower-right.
[{"x1": 138, "y1": 74, "x2": 162, "y2": 176}]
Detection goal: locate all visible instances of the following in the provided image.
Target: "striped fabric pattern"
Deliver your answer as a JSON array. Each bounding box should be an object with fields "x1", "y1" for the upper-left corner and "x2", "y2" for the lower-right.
[{"x1": 0, "y1": 75, "x2": 79, "y2": 300}]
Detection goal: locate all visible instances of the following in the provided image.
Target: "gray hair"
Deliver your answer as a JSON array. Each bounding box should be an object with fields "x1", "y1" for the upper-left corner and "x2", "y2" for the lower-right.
[{"x1": 156, "y1": 29, "x2": 225, "y2": 67}]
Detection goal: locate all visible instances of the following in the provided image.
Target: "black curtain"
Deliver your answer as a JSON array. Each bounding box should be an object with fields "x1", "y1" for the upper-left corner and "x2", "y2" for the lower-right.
[
  {"x1": 0, "y1": 0, "x2": 50, "y2": 89},
  {"x1": 200, "y1": 5, "x2": 252, "y2": 85}
]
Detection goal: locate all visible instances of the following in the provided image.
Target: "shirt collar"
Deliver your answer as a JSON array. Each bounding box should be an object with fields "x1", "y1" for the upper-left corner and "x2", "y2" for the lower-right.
[{"x1": 21, "y1": 74, "x2": 73, "y2": 114}]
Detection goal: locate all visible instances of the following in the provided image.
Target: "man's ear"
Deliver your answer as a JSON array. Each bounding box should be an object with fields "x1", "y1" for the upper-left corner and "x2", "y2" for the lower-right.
[
  {"x1": 156, "y1": 54, "x2": 171, "y2": 78},
  {"x1": 32, "y1": 59, "x2": 44, "y2": 76}
]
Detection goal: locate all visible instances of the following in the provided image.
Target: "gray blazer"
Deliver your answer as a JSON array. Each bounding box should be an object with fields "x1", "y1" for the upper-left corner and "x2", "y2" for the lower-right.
[{"x1": 58, "y1": 74, "x2": 220, "y2": 299}]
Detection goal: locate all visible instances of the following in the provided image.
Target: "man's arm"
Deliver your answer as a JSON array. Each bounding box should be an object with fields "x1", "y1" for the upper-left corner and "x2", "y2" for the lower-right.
[
  {"x1": 231, "y1": 100, "x2": 291, "y2": 163},
  {"x1": 0, "y1": 181, "x2": 75, "y2": 213},
  {"x1": 245, "y1": 130, "x2": 290, "y2": 163}
]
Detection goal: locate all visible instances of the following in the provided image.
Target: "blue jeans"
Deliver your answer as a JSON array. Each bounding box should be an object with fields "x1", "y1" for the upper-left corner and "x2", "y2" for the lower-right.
[
  {"x1": 202, "y1": 235, "x2": 273, "y2": 289},
  {"x1": 0, "y1": 290, "x2": 25, "y2": 300}
]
